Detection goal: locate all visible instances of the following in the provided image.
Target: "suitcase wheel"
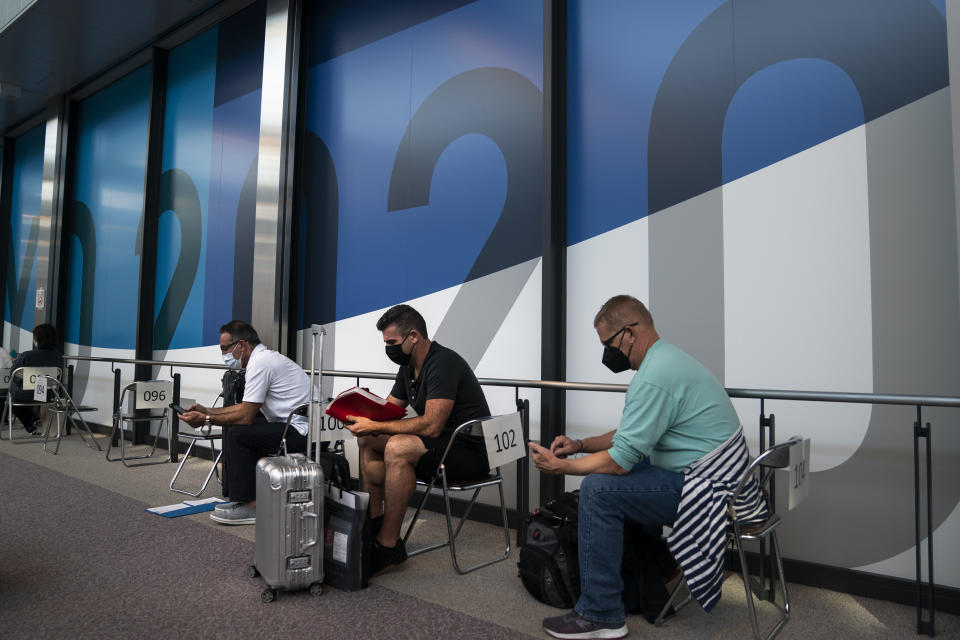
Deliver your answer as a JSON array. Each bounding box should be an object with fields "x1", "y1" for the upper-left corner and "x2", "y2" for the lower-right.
[
  {"x1": 261, "y1": 588, "x2": 276, "y2": 603},
  {"x1": 247, "y1": 565, "x2": 260, "y2": 579},
  {"x1": 310, "y1": 582, "x2": 323, "y2": 597}
]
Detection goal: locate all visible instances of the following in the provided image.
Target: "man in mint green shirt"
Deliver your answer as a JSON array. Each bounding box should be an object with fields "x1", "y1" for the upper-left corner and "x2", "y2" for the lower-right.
[
  {"x1": 609, "y1": 334, "x2": 739, "y2": 474},
  {"x1": 530, "y1": 294, "x2": 740, "y2": 639}
]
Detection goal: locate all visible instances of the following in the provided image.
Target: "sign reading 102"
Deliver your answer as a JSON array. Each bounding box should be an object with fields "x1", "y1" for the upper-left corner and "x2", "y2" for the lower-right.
[
  {"x1": 482, "y1": 412, "x2": 527, "y2": 469},
  {"x1": 493, "y1": 428, "x2": 518, "y2": 454}
]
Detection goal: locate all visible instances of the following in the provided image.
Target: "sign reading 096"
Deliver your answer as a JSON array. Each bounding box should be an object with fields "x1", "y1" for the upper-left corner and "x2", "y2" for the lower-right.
[{"x1": 136, "y1": 381, "x2": 173, "y2": 410}]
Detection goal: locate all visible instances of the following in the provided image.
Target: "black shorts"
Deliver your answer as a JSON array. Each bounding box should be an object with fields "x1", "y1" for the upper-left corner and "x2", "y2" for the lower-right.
[{"x1": 415, "y1": 433, "x2": 489, "y2": 482}]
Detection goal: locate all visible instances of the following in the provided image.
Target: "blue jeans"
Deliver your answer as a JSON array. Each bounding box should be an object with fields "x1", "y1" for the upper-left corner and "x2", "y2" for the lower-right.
[{"x1": 575, "y1": 460, "x2": 684, "y2": 624}]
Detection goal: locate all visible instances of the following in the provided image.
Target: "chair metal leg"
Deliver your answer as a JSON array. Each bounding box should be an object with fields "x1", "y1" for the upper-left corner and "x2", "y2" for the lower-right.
[
  {"x1": 403, "y1": 473, "x2": 447, "y2": 558},
  {"x1": 4, "y1": 400, "x2": 48, "y2": 444},
  {"x1": 64, "y1": 409, "x2": 103, "y2": 452},
  {"x1": 737, "y1": 532, "x2": 790, "y2": 640},
  {"x1": 654, "y1": 570, "x2": 694, "y2": 626},
  {"x1": 170, "y1": 438, "x2": 223, "y2": 497},
  {"x1": 737, "y1": 536, "x2": 763, "y2": 640},
  {"x1": 443, "y1": 475, "x2": 511, "y2": 575},
  {"x1": 41, "y1": 409, "x2": 65, "y2": 455},
  {"x1": 403, "y1": 470, "x2": 512, "y2": 574},
  {"x1": 106, "y1": 415, "x2": 168, "y2": 467},
  {"x1": 768, "y1": 532, "x2": 791, "y2": 638}
]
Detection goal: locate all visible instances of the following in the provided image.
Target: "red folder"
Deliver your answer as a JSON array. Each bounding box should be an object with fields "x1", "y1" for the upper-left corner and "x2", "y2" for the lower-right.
[{"x1": 325, "y1": 386, "x2": 406, "y2": 423}]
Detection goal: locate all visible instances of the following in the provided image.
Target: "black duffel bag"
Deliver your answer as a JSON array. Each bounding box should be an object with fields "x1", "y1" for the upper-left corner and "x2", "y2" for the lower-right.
[{"x1": 518, "y1": 490, "x2": 678, "y2": 622}]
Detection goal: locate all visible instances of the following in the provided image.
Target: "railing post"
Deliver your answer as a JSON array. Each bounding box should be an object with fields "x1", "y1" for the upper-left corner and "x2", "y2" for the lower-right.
[
  {"x1": 112, "y1": 367, "x2": 122, "y2": 448},
  {"x1": 65, "y1": 364, "x2": 74, "y2": 435},
  {"x1": 758, "y1": 403, "x2": 776, "y2": 602},
  {"x1": 516, "y1": 395, "x2": 530, "y2": 546},
  {"x1": 913, "y1": 405, "x2": 935, "y2": 636},
  {"x1": 170, "y1": 372, "x2": 181, "y2": 463}
]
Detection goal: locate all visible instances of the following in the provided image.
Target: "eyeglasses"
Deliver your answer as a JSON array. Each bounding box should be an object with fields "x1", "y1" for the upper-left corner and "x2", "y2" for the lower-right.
[
  {"x1": 601, "y1": 322, "x2": 638, "y2": 347},
  {"x1": 220, "y1": 340, "x2": 240, "y2": 353}
]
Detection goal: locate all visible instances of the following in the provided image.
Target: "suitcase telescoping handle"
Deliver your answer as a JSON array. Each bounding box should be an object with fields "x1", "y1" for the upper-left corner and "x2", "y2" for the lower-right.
[{"x1": 277, "y1": 404, "x2": 310, "y2": 456}]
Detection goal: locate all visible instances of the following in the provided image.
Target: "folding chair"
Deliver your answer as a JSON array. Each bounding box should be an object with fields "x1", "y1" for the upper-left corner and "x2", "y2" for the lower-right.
[
  {"x1": 170, "y1": 393, "x2": 225, "y2": 496},
  {"x1": 35, "y1": 374, "x2": 102, "y2": 455},
  {"x1": 106, "y1": 380, "x2": 173, "y2": 467},
  {"x1": 655, "y1": 436, "x2": 807, "y2": 640},
  {"x1": 1, "y1": 366, "x2": 62, "y2": 443},
  {"x1": 402, "y1": 412, "x2": 527, "y2": 575}
]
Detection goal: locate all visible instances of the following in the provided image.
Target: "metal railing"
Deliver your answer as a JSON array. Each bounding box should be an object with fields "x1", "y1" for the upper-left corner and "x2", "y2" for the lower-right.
[{"x1": 61, "y1": 354, "x2": 953, "y2": 635}]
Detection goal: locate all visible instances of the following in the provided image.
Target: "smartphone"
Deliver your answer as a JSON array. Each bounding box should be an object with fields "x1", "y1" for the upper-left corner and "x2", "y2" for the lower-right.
[{"x1": 169, "y1": 402, "x2": 187, "y2": 415}]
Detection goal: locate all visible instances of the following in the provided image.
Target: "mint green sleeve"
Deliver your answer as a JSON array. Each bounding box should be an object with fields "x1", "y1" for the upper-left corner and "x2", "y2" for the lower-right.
[{"x1": 608, "y1": 382, "x2": 678, "y2": 471}]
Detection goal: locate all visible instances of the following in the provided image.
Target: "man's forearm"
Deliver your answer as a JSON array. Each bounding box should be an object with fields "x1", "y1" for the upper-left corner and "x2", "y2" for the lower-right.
[
  {"x1": 204, "y1": 402, "x2": 259, "y2": 426},
  {"x1": 372, "y1": 415, "x2": 440, "y2": 437},
  {"x1": 580, "y1": 430, "x2": 616, "y2": 454},
  {"x1": 559, "y1": 450, "x2": 627, "y2": 476}
]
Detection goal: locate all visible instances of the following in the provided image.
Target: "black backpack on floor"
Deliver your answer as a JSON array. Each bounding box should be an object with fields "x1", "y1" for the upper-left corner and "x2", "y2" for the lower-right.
[
  {"x1": 517, "y1": 491, "x2": 580, "y2": 608},
  {"x1": 518, "y1": 491, "x2": 678, "y2": 620}
]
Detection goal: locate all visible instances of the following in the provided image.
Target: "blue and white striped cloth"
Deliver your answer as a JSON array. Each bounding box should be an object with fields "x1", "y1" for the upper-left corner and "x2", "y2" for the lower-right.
[{"x1": 666, "y1": 425, "x2": 769, "y2": 612}]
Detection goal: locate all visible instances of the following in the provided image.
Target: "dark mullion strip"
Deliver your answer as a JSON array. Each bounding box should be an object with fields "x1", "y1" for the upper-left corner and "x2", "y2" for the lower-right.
[
  {"x1": 539, "y1": 0, "x2": 568, "y2": 506},
  {"x1": 0, "y1": 138, "x2": 15, "y2": 346},
  {"x1": 134, "y1": 48, "x2": 170, "y2": 442},
  {"x1": 279, "y1": 0, "x2": 304, "y2": 357}
]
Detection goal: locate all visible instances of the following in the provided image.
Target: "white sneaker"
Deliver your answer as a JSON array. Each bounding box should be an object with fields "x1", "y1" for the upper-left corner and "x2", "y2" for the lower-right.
[{"x1": 210, "y1": 503, "x2": 255, "y2": 525}]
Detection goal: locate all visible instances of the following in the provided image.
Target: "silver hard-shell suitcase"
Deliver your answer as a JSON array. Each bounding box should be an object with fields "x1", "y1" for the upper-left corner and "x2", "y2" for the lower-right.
[{"x1": 248, "y1": 443, "x2": 324, "y2": 602}]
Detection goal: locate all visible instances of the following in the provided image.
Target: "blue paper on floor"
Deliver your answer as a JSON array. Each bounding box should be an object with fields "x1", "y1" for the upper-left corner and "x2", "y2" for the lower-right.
[{"x1": 147, "y1": 497, "x2": 227, "y2": 518}]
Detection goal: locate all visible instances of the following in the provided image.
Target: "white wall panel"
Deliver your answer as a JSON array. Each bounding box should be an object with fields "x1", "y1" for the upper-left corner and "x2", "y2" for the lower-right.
[
  {"x1": 565, "y1": 216, "x2": 650, "y2": 490},
  {"x1": 723, "y1": 127, "x2": 873, "y2": 472},
  {"x1": 856, "y1": 499, "x2": 960, "y2": 587}
]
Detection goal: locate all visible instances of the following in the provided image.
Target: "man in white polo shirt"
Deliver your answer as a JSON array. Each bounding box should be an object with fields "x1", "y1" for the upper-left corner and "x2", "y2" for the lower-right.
[{"x1": 177, "y1": 320, "x2": 312, "y2": 525}]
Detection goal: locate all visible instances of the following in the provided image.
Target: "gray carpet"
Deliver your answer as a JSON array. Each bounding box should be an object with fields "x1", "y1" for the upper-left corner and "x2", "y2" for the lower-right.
[{"x1": 0, "y1": 451, "x2": 528, "y2": 639}]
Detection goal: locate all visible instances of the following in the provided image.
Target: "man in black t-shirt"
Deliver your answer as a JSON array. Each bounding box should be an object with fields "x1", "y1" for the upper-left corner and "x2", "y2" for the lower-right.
[{"x1": 345, "y1": 304, "x2": 491, "y2": 576}]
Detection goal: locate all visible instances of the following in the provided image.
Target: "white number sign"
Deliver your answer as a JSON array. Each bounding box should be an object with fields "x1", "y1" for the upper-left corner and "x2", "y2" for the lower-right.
[
  {"x1": 33, "y1": 375, "x2": 47, "y2": 401},
  {"x1": 0, "y1": 368, "x2": 10, "y2": 391},
  {"x1": 481, "y1": 412, "x2": 526, "y2": 470},
  {"x1": 136, "y1": 381, "x2": 172, "y2": 409},
  {"x1": 23, "y1": 367, "x2": 58, "y2": 401},
  {"x1": 317, "y1": 414, "x2": 355, "y2": 443},
  {"x1": 788, "y1": 438, "x2": 811, "y2": 510}
]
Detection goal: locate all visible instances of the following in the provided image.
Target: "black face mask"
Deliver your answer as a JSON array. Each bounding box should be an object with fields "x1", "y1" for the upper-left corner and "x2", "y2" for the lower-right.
[
  {"x1": 385, "y1": 332, "x2": 412, "y2": 366},
  {"x1": 600, "y1": 324, "x2": 635, "y2": 373},
  {"x1": 602, "y1": 344, "x2": 632, "y2": 373}
]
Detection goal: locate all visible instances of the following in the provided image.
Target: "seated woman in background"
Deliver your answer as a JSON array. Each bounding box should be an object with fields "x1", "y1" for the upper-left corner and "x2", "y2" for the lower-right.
[{"x1": 10, "y1": 323, "x2": 63, "y2": 434}]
